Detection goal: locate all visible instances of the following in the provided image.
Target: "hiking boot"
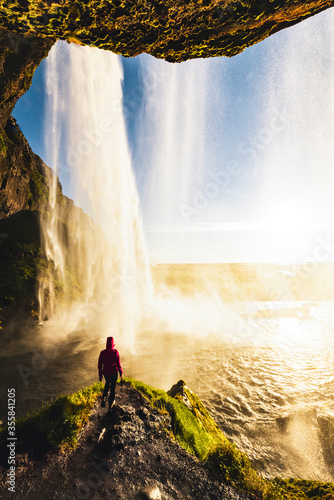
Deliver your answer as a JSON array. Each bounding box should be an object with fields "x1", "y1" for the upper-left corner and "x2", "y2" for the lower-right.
[{"x1": 101, "y1": 399, "x2": 106, "y2": 408}]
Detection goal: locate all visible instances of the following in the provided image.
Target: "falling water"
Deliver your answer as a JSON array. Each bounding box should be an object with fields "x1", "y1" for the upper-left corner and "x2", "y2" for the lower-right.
[
  {"x1": 38, "y1": 46, "x2": 66, "y2": 322},
  {"x1": 139, "y1": 57, "x2": 213, "y2": 229},
  {"x1": 39, "y1": 42, "x2": 152, "y2": 349},
  {"x1": 257, "y1": 9, "x2": 334, "y2": 244}
]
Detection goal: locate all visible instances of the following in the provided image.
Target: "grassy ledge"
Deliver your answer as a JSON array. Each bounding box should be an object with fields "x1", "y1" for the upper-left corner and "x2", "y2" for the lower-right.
[
  {"x1": 1, "y1": 379, "x2": 334, "y2": 499},
  {"x1": 125, "y1": 378, "x2": 334, "y2": 500},
  {"x1": 0, "y1": 382, "x2": 103, "y2": 459},
  {"x1": 125, "y1": 377, "x2": 279, "y2": 499}
]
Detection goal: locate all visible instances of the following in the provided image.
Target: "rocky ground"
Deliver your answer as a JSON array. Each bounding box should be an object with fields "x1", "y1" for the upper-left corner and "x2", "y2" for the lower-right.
[{"x1": 0, "y1": 382, "x2": 249, "y2": 499}]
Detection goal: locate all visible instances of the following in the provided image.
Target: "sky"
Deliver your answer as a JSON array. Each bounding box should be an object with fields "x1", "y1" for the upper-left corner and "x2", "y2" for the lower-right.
[{"x1": 13, "y1": 8, "x2": 334, "y2": 263}]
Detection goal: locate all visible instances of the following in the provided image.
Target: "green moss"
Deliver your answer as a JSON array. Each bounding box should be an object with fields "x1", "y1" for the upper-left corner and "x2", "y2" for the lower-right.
[
  {"x1": 0, "y1": 209, "x2": 84, "y2": 324},
  {"x1": 0, "y1": 383, "x2": 103, "y2": 456},
  {"x1": 28, "y1": 169, "x2": 48, "y2": 207},
  {"x1": 123, "y1": 377, "x2": 218, "y2": 459},
  {"x1": 126, "y1": 378, "x2": 279, "y2": 498},
  {"x1": 0, "y1": 211, "x2": 41, "y2": 310},
  {"x1": 0, "y1": 378, "x2": 333, "y2": 499},
  {"x1": 0, "y1": 0, "x2": 331, "y2": 62},
  {"x1": 272, "y1": 478, "x2": 334, "y2": 499},
  {"x1": 168, "y1": 379, "x2": 223, "y2": 440}
]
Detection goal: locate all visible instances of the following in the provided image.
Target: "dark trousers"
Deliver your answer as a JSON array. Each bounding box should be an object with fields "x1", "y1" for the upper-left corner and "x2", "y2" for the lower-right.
[{"x1": 102, "y1": 374, "x2": 118, "y2": 408}]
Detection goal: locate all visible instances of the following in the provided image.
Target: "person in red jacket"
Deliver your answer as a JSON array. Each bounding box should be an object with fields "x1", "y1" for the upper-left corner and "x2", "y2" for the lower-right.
[{"x1": 98, "y1": 336, "x2": 123, "y2": 410}]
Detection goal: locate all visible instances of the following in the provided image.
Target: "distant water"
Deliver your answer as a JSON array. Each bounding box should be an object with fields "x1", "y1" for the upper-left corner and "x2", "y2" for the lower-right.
[
  {"x1": 128, "y1": 298, "x2": 334, "y2": 482},
  {"x1": 1, "y1": 270, "x2": 334, "y2": 482}
]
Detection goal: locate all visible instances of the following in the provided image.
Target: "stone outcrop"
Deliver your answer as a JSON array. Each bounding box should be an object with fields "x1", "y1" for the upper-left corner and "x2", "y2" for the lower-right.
[
  {"x1": 0, "y1": 28, "x2": 53, "y2": 131},
  {"x1": 0, "y1": 1, "x2": 333, "y2": 62},
  {"x1": 0, "y1": 115, "x2": 73, "y2": 220},
  {"x1": 0, "y1": 26, "x2": 54, "y2": 219},
  {"x1": 0, "y1": 116, "x2": 50, "y2": 218}
]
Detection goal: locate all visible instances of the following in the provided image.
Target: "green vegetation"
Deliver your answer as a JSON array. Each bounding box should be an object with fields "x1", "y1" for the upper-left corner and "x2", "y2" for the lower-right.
[
  {"x1": 0, "y1": 211, "x2": 42, "y2": 318},
  {"x1": 27, "y1": 169, "x2": 49, "y2": 208},
  {"x1": 0, "y1": 209, "x2": 84, "y2": 324},
  {"x1": 125, "y1": 378, "x2": 217, "y2": 459},
  {"x1": 126, "y1": 378, "x2": 334, "y2": 500},
  {"x1": 126, "y1": 378, "x2": 277, "y2": 498},
  {"x1": 0, "y1": 383, "x2": 103, "y2": 457}
]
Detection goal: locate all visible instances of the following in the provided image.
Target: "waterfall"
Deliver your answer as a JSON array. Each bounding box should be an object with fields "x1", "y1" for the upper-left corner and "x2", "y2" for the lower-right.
[
  {"x1": 39, "y1": 41, "x2": 152, "y2": 349},
  {"x1": 140, "y1": 58, "x2": 212, "y2": 230}
]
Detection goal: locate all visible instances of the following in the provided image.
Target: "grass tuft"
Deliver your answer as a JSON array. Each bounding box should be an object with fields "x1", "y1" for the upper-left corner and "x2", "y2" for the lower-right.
[
  {"x1": 124, "y1": 377, "x2": 217, "y2": 459},
  {"x1": 0, "y1": 382, "x2": 103, "y2": 459}
]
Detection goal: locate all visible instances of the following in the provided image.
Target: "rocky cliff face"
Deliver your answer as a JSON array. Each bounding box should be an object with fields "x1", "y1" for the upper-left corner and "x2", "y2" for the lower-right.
[
  {"x1": 0, "y1": 26, "x2": 53, "y2": 218},
  {"x1": 0, "y1": 116, "x2": 76, "y2": 327},
  {"x1": 0, "y1": 28, "x2": 53, "y2": 131},
  {"x1": 0, "y1": 116, "x2": 50, "y2": 218},
  {"x1": 0, "y1": 0, "x2": 333, "y2": 62},
  {"x1": 0, "y1": 115, "x2": 73, "y2": 220}
]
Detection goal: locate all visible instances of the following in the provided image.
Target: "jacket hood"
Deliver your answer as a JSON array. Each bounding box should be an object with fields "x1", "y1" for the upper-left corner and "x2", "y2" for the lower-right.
[{"x1": 106, "y1": 337, "x2": 115, "y2": 349}]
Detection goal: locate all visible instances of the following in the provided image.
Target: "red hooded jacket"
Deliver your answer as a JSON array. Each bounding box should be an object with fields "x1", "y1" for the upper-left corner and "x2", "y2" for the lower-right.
[{"x1": 98, "y1": 337, "x2": 123, "y2": 378}]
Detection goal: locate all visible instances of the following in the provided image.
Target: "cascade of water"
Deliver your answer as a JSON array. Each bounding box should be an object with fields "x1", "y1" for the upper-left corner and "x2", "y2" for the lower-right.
[
  {"x1": 258, "y1": 10, "x2": 334, "y2": 234},
  {"x1": 38, "y1": 45, "x2": 66, "y2": 323},
  {"x1": 39, "y1": 42, "x2": 152, "y2": 349},
  {"x1": 139, "y1": 58, "x2": 212, "y2": 229}
]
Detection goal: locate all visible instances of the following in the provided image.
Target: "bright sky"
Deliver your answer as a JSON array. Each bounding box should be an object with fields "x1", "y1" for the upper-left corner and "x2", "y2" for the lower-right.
[{"x1": 13, "y1": 8, "x2": 334, "y2": 263}]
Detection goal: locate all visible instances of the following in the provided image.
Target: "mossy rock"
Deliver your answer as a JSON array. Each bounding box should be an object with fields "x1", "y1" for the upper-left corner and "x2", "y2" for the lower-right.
[{"x1": 0, "y1": 1, "x2": 333, "y2": 62}]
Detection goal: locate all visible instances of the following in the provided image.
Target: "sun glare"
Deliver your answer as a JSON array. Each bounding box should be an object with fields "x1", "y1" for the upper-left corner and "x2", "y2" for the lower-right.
[{"x1": 262, "y1": 202, "x2": 317, "y2": 257}]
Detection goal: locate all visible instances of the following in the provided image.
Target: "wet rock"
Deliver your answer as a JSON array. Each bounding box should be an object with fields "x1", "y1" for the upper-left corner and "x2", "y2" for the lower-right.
[
  {"x1": 317, "y1": 413, "x2": 334, "y2": 476},
  {"x1": 98, "y1": 428, "x2": 106, "y2": 444},
  {"x1": 140, "y1": 484, "x2": 162, "y2": 500},
  {"x1": 100, "y1": 404, "x2": 149, "y2": 452},
  {"x1": 137, "y1": 407, "x2": 150, "y2": 421},
  {"x1": 168, "y1": 380, "x2": 192, "y2": 410}
]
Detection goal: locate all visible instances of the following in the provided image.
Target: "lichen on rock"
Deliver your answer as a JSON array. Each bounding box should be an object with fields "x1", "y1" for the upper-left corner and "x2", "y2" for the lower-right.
[{"x1": 0, "y1": 1, "x2": 333, "y2": 62}]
